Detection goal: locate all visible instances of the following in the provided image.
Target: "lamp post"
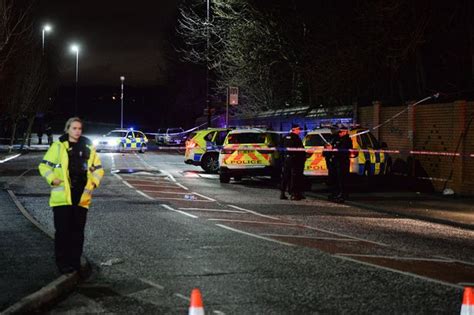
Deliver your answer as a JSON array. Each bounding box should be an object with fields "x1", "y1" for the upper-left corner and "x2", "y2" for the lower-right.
[
  {"x1": 70, "y1": 44, "x2": 80, "y2": 116},
  {"x1": 42, "y1": 24, "x2": 52, "y2": 56},
  {"x1": 120, "y1": 76, "x2": 125, "y2": 129},
  {"x1": 206, "y1": 0, "x2": 211, "y2": 127}
]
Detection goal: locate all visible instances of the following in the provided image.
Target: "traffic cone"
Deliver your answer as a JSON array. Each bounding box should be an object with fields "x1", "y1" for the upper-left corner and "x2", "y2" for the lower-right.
[
  {"x1": 461, "y1": 287, "x2": 474, "y2": 315},
  {"x1": 188, "y1": 288, "x2": 204, "y2": 315}
]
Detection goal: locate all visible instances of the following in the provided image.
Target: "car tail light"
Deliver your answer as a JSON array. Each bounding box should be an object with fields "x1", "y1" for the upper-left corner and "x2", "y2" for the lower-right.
[
  {"x1": 221, "y1": 149, "x2": 234, "y2": 154},
  {"x1": 349, "y1": 150, "x2": 358, "y2": 158},
  {"x1": 306, "y1": 152, "x2": 312, "y2": 159}
]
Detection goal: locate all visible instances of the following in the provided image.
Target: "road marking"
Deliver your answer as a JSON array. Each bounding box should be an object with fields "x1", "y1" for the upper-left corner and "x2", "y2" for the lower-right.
[
  {"x1": 0, "y1": 153, "x2": 21, "y2": 163},
  {"x1": 208, "y1": 219, "x2": 298, "y2": 226},
  {"x1": 161, "y1": 204, "x2": 198, "y2": 218},
  {"x1": 175, "y1": 182, "x2": 189, "y2": 190},
  {"x1": 336, "y1": 253, "x2": 455, "y2": 263},
  {"x1": 336, "y1": 255, "x2": 463, "y2": 289},
  {"x1": 179, "y1": 208, "x2": 246, "y2": 214},
  {"x1": 261, "y1": 234, "x2": 359, "y2": 242},
  {"x1": 123, "y1": 181, "x2": 134, "y2": 188},
  {"x1": 130, "y1": 183, "x2": 183, "y2": 189},
  {"x1": 152, "y1": 196, "x2": 214, "y2": 202},
  {"x1": 216, "y1": 224, "x2": 295, "y2": 246},
  {"x1": 228, "y1": 205, "x2": 281, "y2": 221},
  {"x1": 192, "y1": 192, "x2": 216, "y2": 201},
  {"x1": 136, "y1": 190, "x2": 154, "y2": 200},
  {"x1": 139, "y1": 278, "x2": 165, "y2": 290},
  {"x1": 302, "y1": 225, "x2": 388, "y2": 247},
  {"x1": 174, "y1": 293, "x2": 190, "y2": 301},
  {"x1": 160, "y1": 169, "x2": 176, "y2": 182},
  {"x1": 142, "y1": 190, "x2": 189, "y2": 195},
  {"x1": 459, "y1": 282, "x2": 474, "y2": 286}
]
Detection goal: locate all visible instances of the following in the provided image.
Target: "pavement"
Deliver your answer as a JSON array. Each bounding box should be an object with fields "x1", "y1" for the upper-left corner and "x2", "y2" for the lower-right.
[{"x1": 0, "y1": 152, "x2": 473, "y2": 313}]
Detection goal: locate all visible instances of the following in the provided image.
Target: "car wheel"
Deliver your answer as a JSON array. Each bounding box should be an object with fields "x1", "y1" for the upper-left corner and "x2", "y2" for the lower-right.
[
  {"x1": 219, "y1": 173, "x2": 230, "y2": 183},
  {"x1": 139, "y1": 144, "x2": 147, "y2": 154},
  {"x1": 201, "y1": 154, "x2": 219, "y2": 173},
  {"x1": 234, "y1": 176, "x2": 242, "y2": 181}
]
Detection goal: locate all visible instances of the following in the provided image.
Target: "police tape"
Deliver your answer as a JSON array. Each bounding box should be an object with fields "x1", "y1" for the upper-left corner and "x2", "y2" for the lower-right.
[{"x1": 148, "y1": 145, "x2": 474, "y2": 158}]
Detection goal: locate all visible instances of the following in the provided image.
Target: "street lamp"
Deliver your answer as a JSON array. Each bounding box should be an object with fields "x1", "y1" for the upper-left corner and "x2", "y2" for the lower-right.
[
  {"x1": 70, "y1": 44, "x2": 80, "y2": 116},
  {"x1": 120, "y1": 76, "x2": 125, "y2": 129},
  {"x1": 42, "y1": 24, "x2": 52, "y2": 56},
  {"x1": 206, "y1": 0, "x2": 210, "y2": 127}
]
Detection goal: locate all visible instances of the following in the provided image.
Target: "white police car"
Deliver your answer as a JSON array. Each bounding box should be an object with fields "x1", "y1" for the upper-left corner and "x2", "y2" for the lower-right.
[{"x1": 93, "y1": 129, "x2": 148, "y2": 153}]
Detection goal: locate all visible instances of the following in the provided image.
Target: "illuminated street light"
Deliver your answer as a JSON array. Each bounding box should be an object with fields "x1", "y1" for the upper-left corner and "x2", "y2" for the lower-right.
[
  {"x1": 70, "y1": 44, "x2": 80, "y2": 115},
  {"x1": 42, "y1": 24, "x2": 52, "y2": 55},
  {"x1": 120, "y1": 76, "x2": 125, "y2": 129}
]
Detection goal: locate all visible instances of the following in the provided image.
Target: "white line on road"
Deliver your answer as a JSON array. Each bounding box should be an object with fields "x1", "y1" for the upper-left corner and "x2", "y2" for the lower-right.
[
  {"x1": 208, "y1": 219, "x2": 298, "y2": 226},
  {"x1": 336, "y1": 253, "x2": 456, "y2": 263},
  {"x1": 175, "y1": 182, "x2": 189, "y2": 190},
  {"x1": 123, "y1": 181, "x2": 134, "y2": 188},
  {"x1": 336, "y1": 255, "x2": 463, "y2": 289},
  {"x1": 228, "y1": 205, "x2": 281, "y2": 221},
  {"x1": 0, "y1": 153, "x2": 21, "y2": 163},
  {"x1": 302, "y1": 225, "x2": 388, "y2": 247},
  {"x1": 179, "y1": 208, "x2": 246, "y2": 213},
  {"x1": 216, "y1": 224, "x2": 295, "y2": 246},
  {"x1": 161, "y1": 204, "x2": 198, "y2": 218},
  {"x1": 136, "y1": 190, "x2": 154, "y2": 200},
  {"x1": 160, "y1": 169, "x2": 176, "y2": 182},
  {"x1": 142, "y1": 190, "x2": 189, "y2": 195},
  {"x1": 192, "y1": 192, "x2": 216, "y2": 202},
  {"x1": 260, "y1": 234, "x2": 359, "y2": 242},
  {"x1": 153, "y1": 196, "x2": 214, "y2": 202},
  {"x1": 130, "y1": 183, "x2": 184, "y2": 189},
  {"x1": 174, "y1": 293, "x2": 190, "y2": 301},
  {"x1": 139, "y1": 278, "x2": 165, "y2": 290}
]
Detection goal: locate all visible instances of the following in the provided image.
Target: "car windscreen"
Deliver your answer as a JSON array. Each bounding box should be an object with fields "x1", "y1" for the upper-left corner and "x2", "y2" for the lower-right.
[
  {"x1": 305, "y1": 133, "x2": 331, "y2": 146},
  {"x1": 227, "y1": 133, "x2": 266, "y2": 144},
  {"x1": 106, "y1": 131, "x2": 127, "y2": 138}
]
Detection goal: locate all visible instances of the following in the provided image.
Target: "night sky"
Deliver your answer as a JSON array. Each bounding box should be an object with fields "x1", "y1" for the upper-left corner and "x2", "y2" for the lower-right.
[{"x1": 38, "y1": 0, "x2": 179, "y2": 86}]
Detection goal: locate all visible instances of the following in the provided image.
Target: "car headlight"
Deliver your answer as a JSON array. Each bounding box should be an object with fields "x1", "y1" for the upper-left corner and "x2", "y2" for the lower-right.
[{"x1": 93, "y1": 139, "x2": 99, "y2": 146}]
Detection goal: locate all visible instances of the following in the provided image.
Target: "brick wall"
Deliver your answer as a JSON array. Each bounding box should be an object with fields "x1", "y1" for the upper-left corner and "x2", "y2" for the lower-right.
[{"x1": 358, "y1": 101, "x2": 474, "y2": 195}]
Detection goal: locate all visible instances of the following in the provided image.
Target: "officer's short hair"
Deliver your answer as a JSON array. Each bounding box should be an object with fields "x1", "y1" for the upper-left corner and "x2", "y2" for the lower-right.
[{"x1": 64, "y1": 117, "x2": 83, "y2": 133}]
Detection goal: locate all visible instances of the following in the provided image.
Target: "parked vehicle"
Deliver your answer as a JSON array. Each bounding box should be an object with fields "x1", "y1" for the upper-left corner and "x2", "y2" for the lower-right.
[{"x1": 155, "y1": 128, "x2": 186, "y2": 145}]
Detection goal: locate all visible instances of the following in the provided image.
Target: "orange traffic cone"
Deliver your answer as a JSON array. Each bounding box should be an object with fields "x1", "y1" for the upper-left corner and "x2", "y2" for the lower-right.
[
  {"x1": 461, "y1": 287, "x2": 474, "y2": 315},
  {"x1": 188, "y1": 288, "x2": 204, "y2": 315}
]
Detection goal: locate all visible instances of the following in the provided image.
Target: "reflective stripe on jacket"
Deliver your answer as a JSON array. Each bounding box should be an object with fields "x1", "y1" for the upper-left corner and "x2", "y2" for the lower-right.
[{"x1": 38, "y1": 137, "x2": 104, "y2": 209}]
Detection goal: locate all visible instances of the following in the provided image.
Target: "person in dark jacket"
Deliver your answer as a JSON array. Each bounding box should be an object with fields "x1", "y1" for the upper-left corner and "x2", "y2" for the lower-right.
[
  {"x1": 322, "y1": 126, "x2": 338, "y2": 198},
  {"x1": 328, "y1": 126, "x2": 353, "y2": 202},
  {"x1": 280, "y1": 124, "x2": 306, "y2": 200}
]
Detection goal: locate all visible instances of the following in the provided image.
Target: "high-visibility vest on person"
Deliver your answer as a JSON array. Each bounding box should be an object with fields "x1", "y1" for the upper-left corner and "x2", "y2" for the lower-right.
[{"x1": 38, "y1": 136, "x2": 104, "y2": 209}]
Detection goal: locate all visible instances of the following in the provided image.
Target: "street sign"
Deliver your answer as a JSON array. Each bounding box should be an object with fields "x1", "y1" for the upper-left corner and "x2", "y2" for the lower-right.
[{"x1": 229, "y1": 87, "x2": 238, "y2": 105}]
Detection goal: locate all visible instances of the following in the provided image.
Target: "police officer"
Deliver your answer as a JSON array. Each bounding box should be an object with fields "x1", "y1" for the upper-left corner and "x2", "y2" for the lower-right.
[
  {"x1": 327, "y1": 126, "x2": 353, "y2": 202},
  {"x1": 280, "y1": 124, "x2": 306, "y2": 200},
  {"x1": 39, "y1": 117, "x2": 104, "y2": 274},
  {"x1": 323, "y1": 126, "x2": 338, "y2": 198}
]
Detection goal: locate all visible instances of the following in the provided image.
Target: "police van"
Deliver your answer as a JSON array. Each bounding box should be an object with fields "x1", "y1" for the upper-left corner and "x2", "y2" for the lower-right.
[
  {"x1": 184, "y1": 128, "x2": 231, "y2": 173},
  {"x1": 303, "y1": 127, "x2": 391, "y2": 177},
  {"x1": 218, "y1": 129, "x2": 282, "y2": 183},
  {"x1": 93, "y1": 129, "x2": 148, "y2": 153}
]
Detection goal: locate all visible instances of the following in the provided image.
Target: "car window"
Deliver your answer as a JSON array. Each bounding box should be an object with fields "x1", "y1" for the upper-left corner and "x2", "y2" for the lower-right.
[
  {"x1": 367, "y1": 132, "x2": 380, "y2": 149},
  {"x1": 267, "y1": 133, "x2": 280, "y2": 146},
  {"x1": 106, "y1": 131, "x2": 127, "y2": 138},
  {"x1": 215, "y1": 130, "x2": 229, "y2": 145},
  {"x1": 126, "y1": 131, "x2": 134, "y2": 138},
  {"x1": 227, "y1": 133, "x2": 266, "y2": 144},
  {"x1": 357, "y1": 133, "x2": 372, "y2": 149},
  {"x1": 136, "y1": 132, "x2": 145, "y2": 139},
  {"x1": 305, "y1": 133, "x2": 331, "y2": 146},
  {"x1": 204, "y1": 131, "x2": 216, "y2": 142}
]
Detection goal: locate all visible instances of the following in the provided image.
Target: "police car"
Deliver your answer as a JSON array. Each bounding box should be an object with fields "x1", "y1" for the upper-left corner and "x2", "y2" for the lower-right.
[
  {"x1": 303, "y1": 127, "x2": 391, "y2": 177},
  {"x1": 93, "y1": 129, "x2": 148, "y2": 153},
  {"x1": 218, "y1": 129, "x2": 282, "y2": 183},
  {"x1": 184, "y1": 128, "x2": 231, "y2": 173}
]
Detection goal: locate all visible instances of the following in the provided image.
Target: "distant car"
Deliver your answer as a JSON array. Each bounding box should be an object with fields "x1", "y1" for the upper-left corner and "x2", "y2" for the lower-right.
[
  {"x1": 93, "y1": 129, "x2": 148, "y2": 153},
  {"x1": 156, "y1": 128, "x2": 186, "y2": 145}
]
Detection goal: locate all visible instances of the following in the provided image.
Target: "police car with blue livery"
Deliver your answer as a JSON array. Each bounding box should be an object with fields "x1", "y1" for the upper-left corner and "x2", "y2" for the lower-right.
[{"x1": 93, "y1": 129, "x2": 148, "y2": 153}]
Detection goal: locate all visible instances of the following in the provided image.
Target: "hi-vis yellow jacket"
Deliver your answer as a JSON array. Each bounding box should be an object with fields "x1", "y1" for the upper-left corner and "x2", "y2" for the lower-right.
[{"x1": 38, "y1": 136, "x2": 104, "y2": 209}]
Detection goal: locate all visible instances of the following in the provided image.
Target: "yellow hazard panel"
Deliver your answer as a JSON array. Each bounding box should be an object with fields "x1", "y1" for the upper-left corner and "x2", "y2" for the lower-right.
[
  {"x1": 304, "y1": 151, "x2": 328, "y2": 176},
  {"x1": 222, "y1": 145, "x2": 270, "y2": 167}
]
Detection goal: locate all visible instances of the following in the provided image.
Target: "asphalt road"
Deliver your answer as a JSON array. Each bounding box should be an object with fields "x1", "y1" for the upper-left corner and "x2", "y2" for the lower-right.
[{"x1": 5, "y1": 150, "x2": 474, "y2": 314}]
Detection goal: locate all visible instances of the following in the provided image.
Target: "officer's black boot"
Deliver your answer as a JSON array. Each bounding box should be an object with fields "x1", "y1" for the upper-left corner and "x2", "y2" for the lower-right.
[{"x1": 280, "y1": 191, "x2": 288, "y2": 200}]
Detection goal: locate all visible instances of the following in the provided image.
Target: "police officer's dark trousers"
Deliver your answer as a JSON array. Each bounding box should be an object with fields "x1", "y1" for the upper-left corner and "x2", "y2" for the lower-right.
[
  {"x1": 334, "y1": 158, "x2": 350, "y2": 198},
  {"x1": 281, "y1": 155, "x2": 304, "y2": 196},
  {"x1": 53, "y1": 184, "x2": 87, "y2": 271}
]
